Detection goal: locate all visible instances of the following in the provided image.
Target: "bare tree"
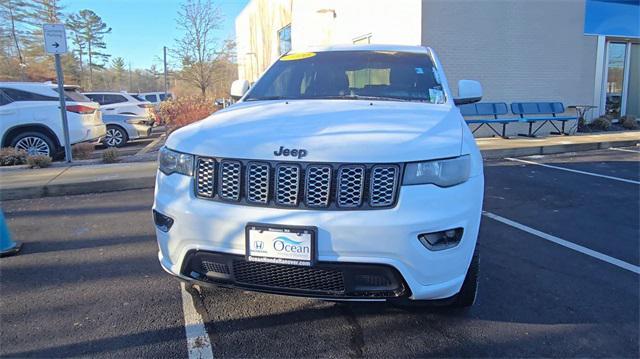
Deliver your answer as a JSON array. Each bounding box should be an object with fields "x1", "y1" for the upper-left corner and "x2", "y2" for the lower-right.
[{"x1": 173, "y1": 0, "x2": 224, "y2": 96}]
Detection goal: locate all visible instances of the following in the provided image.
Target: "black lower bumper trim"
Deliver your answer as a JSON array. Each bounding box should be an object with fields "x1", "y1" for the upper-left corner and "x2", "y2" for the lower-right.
[{"x1": 181, "y1": 250, "x2": 409, "y2": 299}]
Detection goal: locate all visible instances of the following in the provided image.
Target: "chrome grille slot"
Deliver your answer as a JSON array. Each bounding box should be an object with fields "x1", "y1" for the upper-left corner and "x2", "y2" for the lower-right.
[
  {"x1": 305, "y1": 165, "x2": 332, "y2": 207},
  {"x1": 337, "y1": 165, "x2": 365, "y2": 208},
  {"x1": 247, "y1": 162, "x2": 270, "y2": 204},
  {"x1": 218, "y1": 160, "x2": 242, "y2": 201},
  {"x1": 196, "y1": 158, "x2": 215, "y2": 197},
  {"x1": 195, "y1": 158, "x2": 400, "y2": 209},
  {"x1": 275, "y1": 164, "x2": 301, "y2": 206},
  {"x1": 369, "y1": 165, "x2": 400, "y2": 207}
]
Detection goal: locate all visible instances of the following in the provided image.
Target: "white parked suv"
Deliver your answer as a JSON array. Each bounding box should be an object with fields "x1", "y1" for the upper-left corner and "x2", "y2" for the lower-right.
[
  {"x1": 153, "y1": 45, "x2": 484, "y2": 306},
  {"x1": 0, "y1": 82, "x2": 105, "y2": 158},
  {"x1": 83, "y1": 91, "x2": 154, "y2": 119},
  {"x1": 136, "y1": 92, "x2": 173, "y2": 105}
]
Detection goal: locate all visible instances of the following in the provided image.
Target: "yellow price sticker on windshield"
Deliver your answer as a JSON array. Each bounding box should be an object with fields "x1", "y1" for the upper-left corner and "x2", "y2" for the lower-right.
[{"x1": 280, "y1": 52, "x2": 316, "y2": 61}]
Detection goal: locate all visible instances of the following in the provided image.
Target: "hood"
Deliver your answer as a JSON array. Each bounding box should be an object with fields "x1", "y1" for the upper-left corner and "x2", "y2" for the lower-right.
[{"x1": 166, "y1": 100, "x2": 462, "y2": 163}]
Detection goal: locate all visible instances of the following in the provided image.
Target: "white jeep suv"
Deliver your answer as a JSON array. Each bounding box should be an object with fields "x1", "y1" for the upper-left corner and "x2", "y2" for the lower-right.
[
  {"x1": 0, "y1": 82, "x2": 105, "y2": 158},
  {"x1": 153, "y1": 45, "x2": 484, "y2": 306}
]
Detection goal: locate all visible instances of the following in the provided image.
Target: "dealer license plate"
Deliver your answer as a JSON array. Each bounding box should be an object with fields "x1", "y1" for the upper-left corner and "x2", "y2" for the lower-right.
[{"x1": 246, "y1": 223, "x2": 316, "y2": 267}]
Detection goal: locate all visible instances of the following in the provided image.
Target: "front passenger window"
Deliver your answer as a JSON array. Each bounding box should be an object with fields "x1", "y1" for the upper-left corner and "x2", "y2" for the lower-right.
[{"x1": 0, "y1": 91, "x2": 11, "y2": 106}]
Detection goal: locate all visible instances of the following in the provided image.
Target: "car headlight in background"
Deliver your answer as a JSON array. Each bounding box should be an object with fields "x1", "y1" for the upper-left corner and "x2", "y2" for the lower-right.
[
  {"x1": 159, "y1": 147, "x2": 194, "y2": 176},
  {"x1": 403, "y1": 155, "x2": 471, "y2": 187}
]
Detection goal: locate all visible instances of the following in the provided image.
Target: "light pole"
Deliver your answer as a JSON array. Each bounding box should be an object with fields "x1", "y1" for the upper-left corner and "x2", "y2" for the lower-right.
[{"x1": 163, "y1": 46, "x2": 169, "y2": 97}]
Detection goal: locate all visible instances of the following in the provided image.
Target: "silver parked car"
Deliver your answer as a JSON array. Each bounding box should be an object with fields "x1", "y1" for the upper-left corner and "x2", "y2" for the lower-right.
[{"x1": 102, "y1": 114, "x2": 153, "y2": 147}]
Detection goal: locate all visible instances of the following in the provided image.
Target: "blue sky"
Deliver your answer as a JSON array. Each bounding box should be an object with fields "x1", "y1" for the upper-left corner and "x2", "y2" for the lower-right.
[{"x1": 64, "y1": 0, "x2": 250, "y2": 69}]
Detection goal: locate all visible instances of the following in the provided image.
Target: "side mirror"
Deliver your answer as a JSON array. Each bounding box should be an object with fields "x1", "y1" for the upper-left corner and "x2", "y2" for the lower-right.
[
  {"x1": 454, "y1": 80, "x2": 482, "y2": 105},
  {"x1": 230, "y1": 79, "x2": 250, "y2": 100}
]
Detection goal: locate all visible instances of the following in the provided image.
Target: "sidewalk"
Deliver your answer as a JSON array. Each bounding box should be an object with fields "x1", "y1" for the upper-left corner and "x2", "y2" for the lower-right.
[
  {"x1": 1, "y1": 131, "x2": 638, "y2": 201},
  {"x1": 477, "y1": 131, "x2": 640, "y2": 159}
]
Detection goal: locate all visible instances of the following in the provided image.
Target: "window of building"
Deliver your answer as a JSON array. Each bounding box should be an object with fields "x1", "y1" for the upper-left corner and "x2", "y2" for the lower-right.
[{"x1": 278, "y1": 24, "x2": 291, "y2": 55}]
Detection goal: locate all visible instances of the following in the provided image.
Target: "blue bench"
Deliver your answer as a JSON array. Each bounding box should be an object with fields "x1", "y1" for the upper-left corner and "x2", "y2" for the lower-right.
[
  {"x1": 460, "y1": 102, "x2": 519, "y2": 139},
  {"x1": 511, "y1": 102, "x2": 577, "y2": 137}
]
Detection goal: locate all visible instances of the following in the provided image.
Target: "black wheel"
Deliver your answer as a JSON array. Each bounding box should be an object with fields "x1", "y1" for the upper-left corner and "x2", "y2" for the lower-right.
[
  {"x1": 11, "y1": 131, "x2": 56, "y2": 157},
  {"x1": 451, "y1": 248, "x2": 479, "y2": 308},
  {"x1": 104, "y1": 125, "x2": 128, "y2": 147}
]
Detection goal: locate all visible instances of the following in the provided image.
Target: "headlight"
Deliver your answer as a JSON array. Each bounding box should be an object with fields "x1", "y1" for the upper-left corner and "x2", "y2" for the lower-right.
[
  {"x1": 125, "y1": 118, "x2": 144, "y2": 124},
  {"x1": 403, "y1": 155, "x2": 471, "y2": 187},
  {"x1": 159, "y1": 147, "x2": 194, "y2": 176}
]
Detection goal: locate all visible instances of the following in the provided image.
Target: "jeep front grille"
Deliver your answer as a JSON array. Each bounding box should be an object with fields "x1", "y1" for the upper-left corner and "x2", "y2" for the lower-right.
[{"x1": 195, "y1": 157, "x2": 401, "y2": 210}]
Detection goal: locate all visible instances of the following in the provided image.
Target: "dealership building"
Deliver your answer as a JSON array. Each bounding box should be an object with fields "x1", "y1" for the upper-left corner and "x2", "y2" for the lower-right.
[{"x1": 236, "y1": 0, "x2": 639, "y2": 136}]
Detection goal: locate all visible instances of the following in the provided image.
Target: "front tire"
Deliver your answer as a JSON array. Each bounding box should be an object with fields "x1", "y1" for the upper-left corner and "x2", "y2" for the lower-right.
[
  {"x1": 11, "y1": 131, "x2": 56, "y2": 157},
  {"x1": 451, "y1": 248, "x2": 479, "y2": 308},
  {"x1": 104, "y1": 125, "x2": 128, "y2": 147}
]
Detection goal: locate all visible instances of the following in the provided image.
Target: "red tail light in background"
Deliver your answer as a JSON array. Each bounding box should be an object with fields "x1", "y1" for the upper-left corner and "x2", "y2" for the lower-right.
[
  {"x1": 138, "y1": 104, "x2": 153, "y2": 109},
  {"x1": 66, "y1": 105, "x2": 96, "y2": 114}
]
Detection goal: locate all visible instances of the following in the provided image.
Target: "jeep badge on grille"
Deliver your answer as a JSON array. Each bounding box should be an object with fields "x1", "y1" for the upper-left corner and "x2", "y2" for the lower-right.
[{"x1": 274, "y1": 146, "x2": 308, "y2": 159}]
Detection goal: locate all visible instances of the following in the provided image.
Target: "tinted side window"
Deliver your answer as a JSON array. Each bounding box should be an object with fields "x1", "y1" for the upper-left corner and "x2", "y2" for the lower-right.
[
  {"x1": 0, "y1": 91, "x2": 11, "y2": 106},
  {"x1": 145, "y1": 94, "x2": 157, "y2": 102},
  {"x1": 101, "y1": 94, "x2": 127, "y2": 105},
  {"x1": 2, "y1": 88, "x2": 57, "y2": 101},
  {"x1": 56, "y1": 89, "x2": 91, "y2": 102},
  {"x1": 85, "y1": 94, "x2": 103, "y2": 104}
]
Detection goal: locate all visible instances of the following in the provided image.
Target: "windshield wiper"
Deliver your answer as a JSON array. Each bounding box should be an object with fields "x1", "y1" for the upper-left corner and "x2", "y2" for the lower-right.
[
  {"x1": 244, "y1": 96, "x2": 290, "y2": 101},
  {"x1": 311, "y1": 95, "x2": 412, "y2": 102}
]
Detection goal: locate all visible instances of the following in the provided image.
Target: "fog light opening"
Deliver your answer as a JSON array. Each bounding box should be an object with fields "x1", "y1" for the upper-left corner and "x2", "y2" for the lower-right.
[
  {"x1": 418, "y1": 228, "x2": 463, "y2": 251},
  {"x1": 153, "y1": 210, "x2": 174, "y2": 232}
]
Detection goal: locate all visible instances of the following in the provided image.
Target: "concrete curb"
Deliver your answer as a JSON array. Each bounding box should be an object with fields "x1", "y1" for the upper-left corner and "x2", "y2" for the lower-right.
[
  {"x1": 1, "y1": 176, "x2": 156, "y2": 201},
  {"x1": 480, "y1": 139, "x2": 639, "y2": 159},
  {"x1": 1, "y1": 138, "x2": 638, "y2": 201}
]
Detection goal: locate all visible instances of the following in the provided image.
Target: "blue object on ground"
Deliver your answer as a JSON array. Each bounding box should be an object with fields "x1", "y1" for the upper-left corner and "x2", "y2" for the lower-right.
[{"x1": 0, "y1": 209, "x2": 21, "y2": 257}]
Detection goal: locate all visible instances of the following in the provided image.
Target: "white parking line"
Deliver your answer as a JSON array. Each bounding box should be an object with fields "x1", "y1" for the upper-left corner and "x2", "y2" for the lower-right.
[
  {"x1": 505, "y1": 157, "x2": 640, "y2": 185},
  {"x1": 181, "y1": 282, "x2": 214, "y2": 359},
  {"x1": 609, "y1": 147, "x2": 640, "y2": 154},
  {"x1": 483, "y1": 211, "x2": 640, "y2": 275}
]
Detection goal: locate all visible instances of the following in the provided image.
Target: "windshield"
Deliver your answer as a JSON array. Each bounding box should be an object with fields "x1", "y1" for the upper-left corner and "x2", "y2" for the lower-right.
[{"x1": 244, "y1": 50, "x2": 445, "y2": 103}]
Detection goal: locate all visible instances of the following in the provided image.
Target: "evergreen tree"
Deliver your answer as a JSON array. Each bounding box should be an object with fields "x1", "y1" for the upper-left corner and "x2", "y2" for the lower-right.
[
  {"x1": 65, "y1": 9, "x2": 111, "y2": 89},
  {"x1": 111, "y1": 56, "x2": 126, "y2": 90},
  {"x1": 0, "y1": 0, "x2": 31, "y2": 78}
]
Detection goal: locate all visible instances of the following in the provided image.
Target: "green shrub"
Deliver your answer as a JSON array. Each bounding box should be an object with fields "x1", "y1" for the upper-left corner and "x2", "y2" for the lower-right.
[
  {"x1": 620, "y1": 115, "x2": 639, "y2": 130},
  {"x1": 26, "y1": 155, "x2": 52, "y2": 168},
  {"x1": 591, "y1": 116, "x2": 611, "y2": 131},
  {"x1": 0, "y1": 147, "x2": 27, "y2": 166},
  {"x1": 102, "y1": 147, "x2": 119, "y2": 163}
]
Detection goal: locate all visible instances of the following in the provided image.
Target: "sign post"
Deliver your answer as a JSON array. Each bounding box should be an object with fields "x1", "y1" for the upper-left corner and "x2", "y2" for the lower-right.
[{"x1": 43, "y1": 23, "x2": 72, "y2": 162}]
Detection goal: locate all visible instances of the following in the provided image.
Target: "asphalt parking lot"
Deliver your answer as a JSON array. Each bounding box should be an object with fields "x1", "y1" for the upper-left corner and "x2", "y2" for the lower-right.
[{"x1": 1, "y1": 147, "x2": 638, "y2": 358}]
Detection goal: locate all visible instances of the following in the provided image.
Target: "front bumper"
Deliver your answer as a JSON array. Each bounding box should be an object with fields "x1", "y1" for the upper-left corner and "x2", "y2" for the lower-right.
[
  {"x1": 177, "y1": 250, "x2": 408, "y2": 299},
  {"x1": 153, "y1": 173, "x2": 483, "y2": 301}
]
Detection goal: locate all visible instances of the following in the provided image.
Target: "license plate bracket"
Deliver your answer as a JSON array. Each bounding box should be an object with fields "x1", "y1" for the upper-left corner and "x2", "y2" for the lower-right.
[{"x1": 245, "y1": 223, "x2": 317, "y2": 267}]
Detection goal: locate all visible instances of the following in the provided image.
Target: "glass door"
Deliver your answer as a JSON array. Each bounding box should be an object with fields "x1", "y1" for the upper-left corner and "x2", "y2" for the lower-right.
[
  {"x1": 604, "y1": 42, "x2": 626, "y2": 119},
  {"x1": 625, "y1": 43, "x2": 639, "y2": 118}
]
